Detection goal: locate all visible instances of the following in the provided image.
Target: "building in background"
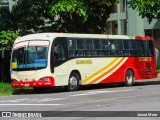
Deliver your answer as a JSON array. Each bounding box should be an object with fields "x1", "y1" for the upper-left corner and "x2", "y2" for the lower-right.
[
  {"x1": 0, "y1": 0, "x2": 9, "y2": 31},
  {"x1": 0, "y1": 0, "x2": 9, "y2": 8},
  {"x1": 105, "y1": 0, "x2": 160, "y2": 69},
  {"x1": 106, "y1": 0, "x2": 160, "y2": 43},
  {"x1": 0, "y1": 0, "x2": 9, "y2": 18},
  {"x1": 106, "y1": 0, "x2": 160, "y2": 37}
]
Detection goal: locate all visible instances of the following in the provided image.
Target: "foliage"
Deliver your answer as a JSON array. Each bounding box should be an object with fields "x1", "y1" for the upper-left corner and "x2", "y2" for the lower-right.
[
  {"x1": 0, "y1": 31, "x2": 19, "y2": 50},
  {"x1": 50, "y1": 0, "x2": 88, "y2": 21},
  {"x1": 10, "y1": 0, "x2": 54, "y2": 35},
  {"x1": 0, "y1": 31, "x2": 18, "y2": 84},
  {"x1": 9, "y1": 0, "x2": 116, "y2": 34},
  {"x1": 49, "y1": 0, "x2": 116, "y2": 33},
  {"x1": 129, "y1": 0, "x2": 160, "y2": 23},
  {"x1": 157, "y1": 69, "x2": 160, "y2": 73},
  {"x1": 0, "y1": 82, "x2": 13, "y2": 96}
]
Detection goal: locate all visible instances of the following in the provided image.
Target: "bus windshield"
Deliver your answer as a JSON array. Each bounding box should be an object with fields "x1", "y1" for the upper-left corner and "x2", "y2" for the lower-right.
[{"x1": 11, "y1": 41, "x2": 49, "y2": 71}]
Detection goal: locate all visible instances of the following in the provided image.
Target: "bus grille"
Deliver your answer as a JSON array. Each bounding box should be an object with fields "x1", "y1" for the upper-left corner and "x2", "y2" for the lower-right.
[{"x1": 145, "y1": 63, "x2": 151, "y2": 75}]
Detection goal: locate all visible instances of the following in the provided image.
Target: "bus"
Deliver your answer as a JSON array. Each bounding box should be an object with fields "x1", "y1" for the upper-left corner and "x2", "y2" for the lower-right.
[{"x1": 11, "y1": 33, "x2": 157, "y2": 92}]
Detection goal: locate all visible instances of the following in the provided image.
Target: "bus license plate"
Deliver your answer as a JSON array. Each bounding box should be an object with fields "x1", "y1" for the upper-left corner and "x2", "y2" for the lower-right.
[{"x1": 25, "y1": 83, "x2": 29, "y2": 87}]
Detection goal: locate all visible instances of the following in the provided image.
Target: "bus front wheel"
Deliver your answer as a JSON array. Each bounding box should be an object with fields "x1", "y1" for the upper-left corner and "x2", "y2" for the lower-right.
[
  {"x1": 125, "y1": 69, "x2": 135, "y2": 86},
  {"x1": 67, "y1": 72, "x2": 80, "y2": 92}
]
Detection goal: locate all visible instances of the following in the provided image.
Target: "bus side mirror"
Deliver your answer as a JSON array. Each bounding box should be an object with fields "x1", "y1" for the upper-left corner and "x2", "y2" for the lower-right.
[{"x1": 50, "y1": 48, "x2": 54, "y2": 73}]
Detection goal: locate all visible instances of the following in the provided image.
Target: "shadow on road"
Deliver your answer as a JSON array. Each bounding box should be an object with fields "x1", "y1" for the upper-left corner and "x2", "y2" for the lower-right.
[
  {"x1": 12, "y1": 79, "x2": 160, "y2": 95},
  {"x1": 134, "y1": 80, "x2": 160, "y2": 86}
]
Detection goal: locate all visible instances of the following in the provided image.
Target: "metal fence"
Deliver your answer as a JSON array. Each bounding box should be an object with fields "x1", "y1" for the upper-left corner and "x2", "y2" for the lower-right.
[{"x1": 0, "y1": 50, "x2": 11, "y2": 82}]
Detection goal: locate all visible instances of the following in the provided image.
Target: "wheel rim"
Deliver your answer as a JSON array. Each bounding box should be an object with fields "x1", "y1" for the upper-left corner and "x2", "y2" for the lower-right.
[
  {"x1": 126, "y1": 74, "x2": 132, "y2": 84},
  {"x1": 69, "y1": 76, "x2": 78, "y2": 90}
]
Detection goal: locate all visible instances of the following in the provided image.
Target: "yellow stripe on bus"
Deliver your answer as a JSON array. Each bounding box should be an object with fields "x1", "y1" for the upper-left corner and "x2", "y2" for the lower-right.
[
  {"x1": 82, "y1": 58, "x2": 120, "y2": 84},
  {"x1": 88, "y1": 58, "x2": 125, "y2": 84}
]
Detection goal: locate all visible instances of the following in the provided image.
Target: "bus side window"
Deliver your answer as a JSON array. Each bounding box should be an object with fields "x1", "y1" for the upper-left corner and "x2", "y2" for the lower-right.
[
  {"x1": 54, "y1": 53, "x2": 58, "y2": 60},
  {"x1": 110, "y1": 43, "x2": 116, "y2": 56},
  {"x1": 69, "y1": 50, "x2": 75, "y2": 57},
  {"x1": 54, "y1": 45, "x2": 65, "y2": 60},
  {"x1": 53, "y1": 46, "x2": 59, "y2": 60},
  {"x1": 111, "y1": 44, "x2": 115, "y2": 50}
]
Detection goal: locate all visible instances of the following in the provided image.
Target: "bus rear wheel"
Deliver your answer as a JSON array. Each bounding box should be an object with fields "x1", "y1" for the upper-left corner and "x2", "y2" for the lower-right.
[
  {"x1": 67, "y1": 72, "x2": 80, "y2": 92},
  {"x1": 125, "y1": 69, "x2": 135, "y2": 86}
]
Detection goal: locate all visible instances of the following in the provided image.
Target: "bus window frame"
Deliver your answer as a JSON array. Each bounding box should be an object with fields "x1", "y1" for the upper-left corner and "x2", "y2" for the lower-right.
[{"x1": 67, "y1": 37, "x2": 154, "y2": 58}]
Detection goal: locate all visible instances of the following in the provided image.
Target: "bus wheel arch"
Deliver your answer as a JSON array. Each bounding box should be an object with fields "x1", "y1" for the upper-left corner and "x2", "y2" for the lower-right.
[
  {"x1": 125, "y1": 69, "x2": 135, "y2": 86},
  {"x1": 67, "y1": 70, "x2": 81, "y2": 91}
]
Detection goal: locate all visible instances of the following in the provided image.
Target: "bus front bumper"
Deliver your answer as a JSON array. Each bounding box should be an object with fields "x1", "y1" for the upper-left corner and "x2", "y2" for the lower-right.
[
  {"x1": 12, "y1": 77, "x2": 55, "y2": 88},
  {"x1": 12, "y1": 81, "x2": 54, "y2": 88}
]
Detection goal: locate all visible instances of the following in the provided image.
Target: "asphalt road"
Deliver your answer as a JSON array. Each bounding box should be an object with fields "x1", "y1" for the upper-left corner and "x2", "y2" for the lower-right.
[{"x1": 0, "y1": 77, "x2": 160, "y2": 120}]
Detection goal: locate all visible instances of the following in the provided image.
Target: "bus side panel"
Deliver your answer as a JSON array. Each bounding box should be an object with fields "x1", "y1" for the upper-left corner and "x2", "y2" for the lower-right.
[
  {"x1": 53, "y1": 57, "x2": 157, "y2": 86},
  {"x1": 98, "y1": 57, "x2": 141, "y2": 84},
  {"x1": 81, "y1": 57, "x2": 128, "y2": 85},
  {"x1": 98, "y1": 57, "x2": 156, "y2": 84}
]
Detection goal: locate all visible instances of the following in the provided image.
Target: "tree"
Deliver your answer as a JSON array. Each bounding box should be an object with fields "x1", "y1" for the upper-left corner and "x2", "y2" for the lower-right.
[
  {"x1": 9, "y1": 0, "x2": 117, "y2": 34},
  {"x1": 49, "y1": 0, "x2": 116, "y2": 33},
  {"x1": 129, "y1": 0, "x2": 160, "y2": 23},
  {"x1": 10, "y1": 0, "x2": 54, "y2": 35},
  {"x1": 0, "y1": 30, "x2": 19, "y2": 50},
  {"x1": 0, "y1": 30, "x2": 19, "y2": 83}
]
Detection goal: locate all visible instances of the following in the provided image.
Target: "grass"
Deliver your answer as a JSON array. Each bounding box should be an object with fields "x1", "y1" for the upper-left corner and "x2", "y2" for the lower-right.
[
  {"x1": 0, "y1": 82, "x2": 14, "y2": 96},
  {"x1": 0, "y1": 82, "x2": 35, "y2": 96},
  {"x1": 157, "y1": 69, "x2": 160, "y2": 73}
]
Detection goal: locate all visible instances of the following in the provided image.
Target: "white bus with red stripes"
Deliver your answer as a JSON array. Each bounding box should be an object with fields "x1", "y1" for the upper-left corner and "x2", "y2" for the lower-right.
[{"x1": 11, "y1": 33, "x2": 157, "y2": 92}]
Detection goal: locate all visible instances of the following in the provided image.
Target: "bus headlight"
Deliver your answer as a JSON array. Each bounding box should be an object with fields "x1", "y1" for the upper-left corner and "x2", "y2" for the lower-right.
[
  {"x1": 11, "y1": 78, "x2": 18, "y2": 82},
  {"x1": 38, "y1": 76, "x2": 54, "y2": 82}
]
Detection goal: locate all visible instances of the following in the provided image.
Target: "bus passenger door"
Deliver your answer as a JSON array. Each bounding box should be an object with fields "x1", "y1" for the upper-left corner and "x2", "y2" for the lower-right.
[{"x1": 52, "y1": 44, "x2": 66, "y2": 67}]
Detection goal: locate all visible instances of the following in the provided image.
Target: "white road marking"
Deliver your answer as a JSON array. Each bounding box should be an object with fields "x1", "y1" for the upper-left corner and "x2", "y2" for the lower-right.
[
  {"x1": 0, "y1": 98, "x2": 65, "y2": 103},
  {"x1": 0, "y1": 104, "x2": 61, "y2": 106},
  {"x1": 37, "y1": 98, "x2": 64, "y2": 102},
  {"x1": 0, "y1": 89, "x2": 133, "y2": 106},
  {"x1": 70, "y1": 89, "x2": 133, "y2": 96}
]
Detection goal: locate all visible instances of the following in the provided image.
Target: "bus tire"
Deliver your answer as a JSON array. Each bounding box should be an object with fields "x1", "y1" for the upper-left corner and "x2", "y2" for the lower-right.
[
  {"x1": 67, "y1": 72, "x2": 80, "y2": 92},
  {"x1": 125, "y1": 69, "x2": 135, "y2": 86}
]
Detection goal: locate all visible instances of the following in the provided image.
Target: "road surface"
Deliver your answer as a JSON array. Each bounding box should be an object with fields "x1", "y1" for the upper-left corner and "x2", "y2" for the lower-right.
[{"x1": 0, "y1": 77, "x2": 160, "y2": 120}]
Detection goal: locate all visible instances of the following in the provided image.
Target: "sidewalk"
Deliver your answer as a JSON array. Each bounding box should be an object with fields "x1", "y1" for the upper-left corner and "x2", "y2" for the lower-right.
[{"x1": 135, "y1": 74, "x2": 160, "y2": 84}]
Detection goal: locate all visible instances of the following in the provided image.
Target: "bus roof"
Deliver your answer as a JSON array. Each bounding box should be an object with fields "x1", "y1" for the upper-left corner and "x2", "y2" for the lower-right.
[
  {"x1": 15, "y1": 33, "x2": 135, "y2": 43},
  {"x1": 135, "y1": 36, "x2": 154, "y2": 41}
]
